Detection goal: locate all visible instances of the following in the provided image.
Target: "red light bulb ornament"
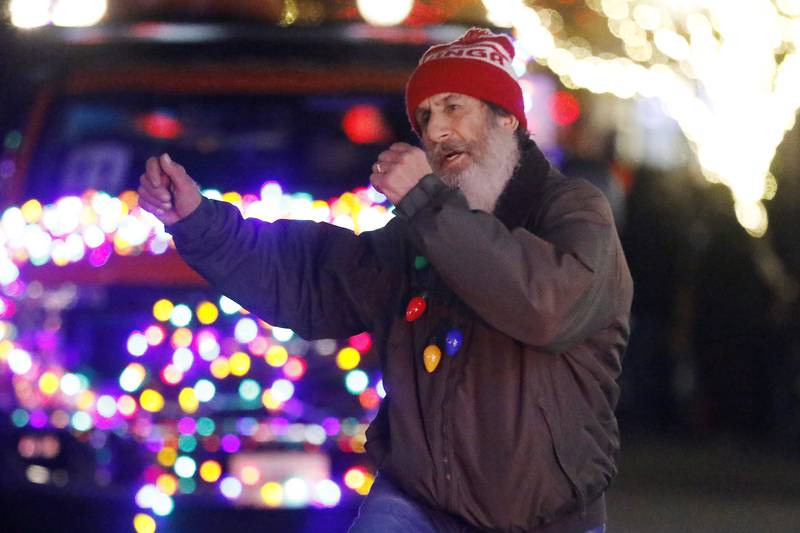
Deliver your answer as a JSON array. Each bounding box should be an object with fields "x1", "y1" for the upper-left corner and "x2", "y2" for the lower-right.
[{"x1": 405, "y1": 295, "x2": 427, "y2": 322}]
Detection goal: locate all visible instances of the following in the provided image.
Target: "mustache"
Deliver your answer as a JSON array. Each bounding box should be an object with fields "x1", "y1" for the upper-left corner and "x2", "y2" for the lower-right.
[{"x1": 428, "y1": 140, "x2": 473, "y2": 164}]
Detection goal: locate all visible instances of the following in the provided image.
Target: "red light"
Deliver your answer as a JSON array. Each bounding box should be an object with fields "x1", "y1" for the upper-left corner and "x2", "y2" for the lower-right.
[
  {"x1": 283, "y1": 356, "x2": 307, "y2": 381},
  {"x1": 117, "y1": 395, "x2": 138, "y2": 417},
  {"x1": 143, "y1": 464, "x2": 162, "y2": 484},
  {"x1": 348, "y1": 332, "x2": 372, "y2": 353},
  {"x1": 550, "y1": 92, "x2": 581, "y2": 126},
  {"x1": 137, "y1": 112, "x2": 183, "y2": 140},
  {"x1": 359, "y1": 388, "x2": 381, "y2": 410},
  {"x1": 337, "y1": 437, "x2": 352, "y2": 453},
  {"x1": 160, "y1": 364, "x2": 183, "y2": 386},
  {"x1": 342, "y1": 105, "x2": 391, "y2": 144},
  {"x1": 404, "y1": 3, "x2": 448, "y2": 25},
  {"x1": 202, "y1": 435, "x2": 221, "y2": 452},
  {"x1": 144, "y1": 325, "x2": 166, "y2": 346}
]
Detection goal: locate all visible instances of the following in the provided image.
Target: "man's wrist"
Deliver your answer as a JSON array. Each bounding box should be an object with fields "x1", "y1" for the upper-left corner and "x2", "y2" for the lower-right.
[
  {"x1": 166, "y1": 196, "x2": 215, "y2": 242},
  {"x1": 395, "y1": 173, "x2": 453, "y2": 218}
]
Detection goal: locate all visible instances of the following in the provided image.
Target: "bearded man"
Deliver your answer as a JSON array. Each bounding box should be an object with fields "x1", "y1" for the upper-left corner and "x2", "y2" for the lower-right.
[{"x1": 138, "y1": 28, "x2": 632, "y2": 533}]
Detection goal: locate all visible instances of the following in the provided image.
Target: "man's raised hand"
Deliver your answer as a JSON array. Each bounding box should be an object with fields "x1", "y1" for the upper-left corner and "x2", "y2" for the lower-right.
[
  {"x1": 369, "y1": 143, "x2": 432, "y2": 205},
  {"x1": 138, "y1": 153, "x2": 202, "y2": 226}
]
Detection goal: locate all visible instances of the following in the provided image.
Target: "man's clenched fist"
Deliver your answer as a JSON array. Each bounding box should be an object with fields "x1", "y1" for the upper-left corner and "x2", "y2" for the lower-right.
[
  {"x1": 137, "y1": 153, "x2": 202, "y2": 226},
  {"x1": 369, "y1": 143, "x2": 433, "y2": 206}
]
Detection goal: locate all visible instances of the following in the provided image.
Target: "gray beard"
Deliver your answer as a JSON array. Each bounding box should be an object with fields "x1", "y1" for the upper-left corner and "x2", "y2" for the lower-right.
[{"x1": 432, "y1": 124, "x2": 520, "y2": 213}]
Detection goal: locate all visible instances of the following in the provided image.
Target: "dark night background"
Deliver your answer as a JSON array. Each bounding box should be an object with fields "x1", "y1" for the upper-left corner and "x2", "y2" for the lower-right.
[{"x1": 1, "y1": 2, "x2": 800, "y2": 532}]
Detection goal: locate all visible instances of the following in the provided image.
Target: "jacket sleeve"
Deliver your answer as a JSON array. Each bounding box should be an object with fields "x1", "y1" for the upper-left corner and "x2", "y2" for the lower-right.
[
  {"x1": 395, "y1": 174, "x2": 627, "y2": 353},
  {"x1": 166, "y1": 197, "x2": 406, "y2": 340}
]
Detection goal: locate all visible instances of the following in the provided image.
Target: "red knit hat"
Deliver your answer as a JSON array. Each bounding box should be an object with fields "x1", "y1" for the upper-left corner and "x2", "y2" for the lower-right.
[{"x1": 405, "y1": 27, "x2": 526, "y2": 136}]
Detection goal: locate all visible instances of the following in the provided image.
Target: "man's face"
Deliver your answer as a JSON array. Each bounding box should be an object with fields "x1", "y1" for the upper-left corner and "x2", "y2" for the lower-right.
[
  {"x1": 413, "y1": 92, "x2": 521, "y2": 212},
  {"x1": 415, "y1": 93, "x2": 496, "y2": 176}
]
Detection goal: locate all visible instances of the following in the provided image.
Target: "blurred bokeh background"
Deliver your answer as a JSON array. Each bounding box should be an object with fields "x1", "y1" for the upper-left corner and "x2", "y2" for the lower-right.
[{"x1": 1, "y1": 1, "x2": 799, "y2": 532}]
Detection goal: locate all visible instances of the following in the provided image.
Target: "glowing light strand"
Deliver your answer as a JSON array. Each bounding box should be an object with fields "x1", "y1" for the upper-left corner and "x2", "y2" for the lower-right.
[
  {"x1": 0, "y1": 182, "x2": 389, "y2": 518},
  {"x1": 485, "y1": 0, "x2": 800, "y2": 237},
  {"x1": 0, "y1": 185, "x2": 392, "y2": 287}
]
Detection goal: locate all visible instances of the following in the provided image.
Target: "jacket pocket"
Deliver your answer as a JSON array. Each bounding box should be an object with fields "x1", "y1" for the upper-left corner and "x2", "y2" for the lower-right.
[{"x1": 537, "y1": 402, "x2": 586, "y2": 521}]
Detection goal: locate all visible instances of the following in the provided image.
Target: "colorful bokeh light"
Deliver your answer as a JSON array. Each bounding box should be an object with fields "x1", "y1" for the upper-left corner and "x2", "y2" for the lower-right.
[{"x1": 1, "y1": 182, "x2": 392, "y2": 523}]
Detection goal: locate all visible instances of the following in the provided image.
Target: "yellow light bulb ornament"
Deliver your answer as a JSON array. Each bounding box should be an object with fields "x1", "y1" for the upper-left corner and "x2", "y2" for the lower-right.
[{"x1": 423, "y1": 345, "x2": 441, "y2": 373}]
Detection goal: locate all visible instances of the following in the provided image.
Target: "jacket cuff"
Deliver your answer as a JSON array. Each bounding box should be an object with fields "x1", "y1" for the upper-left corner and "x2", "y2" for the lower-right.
[
  {"x1": 395, "y1": 173, "x2": 453, "y2": 218},
  {"x1": 165, "y1": 196, "x2": 216, "y2": 246}
]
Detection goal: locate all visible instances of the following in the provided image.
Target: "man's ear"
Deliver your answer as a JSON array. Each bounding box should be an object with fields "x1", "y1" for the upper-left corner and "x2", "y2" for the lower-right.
[{"x1": 498, "y1": 113, "x2": 519, "y2": 132}]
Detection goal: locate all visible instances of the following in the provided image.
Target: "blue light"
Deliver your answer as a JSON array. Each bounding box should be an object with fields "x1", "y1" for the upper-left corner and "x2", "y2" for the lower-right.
[
  {"x1": 219, "y1": 295, "x2": 241, "y2": 315},
  {"x1": 239, "y1": 379, "x2": 261, "y2": 402},
  {"x1": 345, "y1": 370, "x2": 369, "y2": 395},
  {"x1": 126, "y1": 332, "x2": 148, "y2": 356},
  {"x1": 220, "y1": 476, "x2": 242, "y2": 499},
  {"x1": 174, "y1": 456, "x2": 197, "y2": 478},
  {"x1": 234, "y1": 317, "x2": 258, "y2": 343},
  {"x1": 170, "y1": 304, "x2": 192, "y2": 327},
  {"x1": 151, "y1": 492, "x2": 174, "y2": 516}
]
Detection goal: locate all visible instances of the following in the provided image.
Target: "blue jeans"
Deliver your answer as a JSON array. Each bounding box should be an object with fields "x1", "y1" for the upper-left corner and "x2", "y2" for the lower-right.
[{"x1": 347, "y1": 474, "x2": 606, "y2": 533}]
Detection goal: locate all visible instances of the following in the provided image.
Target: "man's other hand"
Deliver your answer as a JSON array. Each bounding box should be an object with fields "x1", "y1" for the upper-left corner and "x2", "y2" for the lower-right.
[
  {"x1": 370, "y1": 143, "x2": 433, "y2": 205},
  {"x1": 138, "y1": 153, "x2": 202, "y2": 226}
]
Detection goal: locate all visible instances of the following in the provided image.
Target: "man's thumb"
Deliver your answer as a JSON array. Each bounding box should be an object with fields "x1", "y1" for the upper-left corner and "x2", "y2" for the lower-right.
[{"x1": 159, "y1": 153, "x2": 193, "y2": 189}]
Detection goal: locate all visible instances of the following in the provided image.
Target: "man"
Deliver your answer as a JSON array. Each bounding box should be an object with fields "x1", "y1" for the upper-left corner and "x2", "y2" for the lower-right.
[{"x1": 138, "y1": 28, "x2": 632, "y2": 533}]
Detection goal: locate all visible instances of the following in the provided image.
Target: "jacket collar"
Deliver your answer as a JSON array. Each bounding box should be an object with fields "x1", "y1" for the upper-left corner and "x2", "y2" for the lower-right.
[{"x1": 493, "y1": 139, "x2": 551, "y2": 230}]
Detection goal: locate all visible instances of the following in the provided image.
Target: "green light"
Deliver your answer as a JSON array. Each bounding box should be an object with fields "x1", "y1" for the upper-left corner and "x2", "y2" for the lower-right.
[
  {"x1": 4, "y1": 130, "x2": 22, "y2": 151},
  {"x1": 11, "y1": 408, "x2": 29, "y2": 428},
  {"x1": 179, "y1": 477, "x2": 197, "y2": 494},
  {"x1": 341, "y1": 417, "x2": 359, "y2": 436},
  {"x1": 76, "y1": 373, "x2": 91, "y2": 391},
  {"x1": 221, "y1": 418, "x2": 238, "y2": 434},
  {"x1": 71, "y1": 411, "x2": 93, "y2": 432},
  {"x1": 345, "y1": 370, "x2": 369, "y2": 395},
  {"x1": 178, "y1": 434, "x2": 198, "y2": 453},
  {"x1": 196, "y1": 417, "x2": 215, "y2": 437},
  {"x1": 238, "y1": 379, "x2": 261, "y2": 402}
]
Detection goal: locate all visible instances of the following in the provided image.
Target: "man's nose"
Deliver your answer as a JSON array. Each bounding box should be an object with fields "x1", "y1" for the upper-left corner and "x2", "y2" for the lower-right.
[{"x1": 424, "y1": 113, "x2": 451, "y2": 143}]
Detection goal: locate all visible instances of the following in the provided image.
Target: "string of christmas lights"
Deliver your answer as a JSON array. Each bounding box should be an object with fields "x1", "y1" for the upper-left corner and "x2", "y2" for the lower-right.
[
  {"x1": 486, "y1": 0, "x2": 800, "y2": 237},
  {"x1": 1, "y1": 183, "x2": 392, "y2": 531}
]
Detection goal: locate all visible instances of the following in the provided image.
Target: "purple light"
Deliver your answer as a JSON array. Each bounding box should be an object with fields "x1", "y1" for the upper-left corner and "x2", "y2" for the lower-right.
[
  {"x1": 2, "y1": 280, "x2": 25, "y2": 298},
  {"x1": 145, "y1": 437, "x2": 163, "y2": 453},
  {"x1": 220, "y1": 434, "x2": 240, "y2": 453},
  {"x1": 271, "y1": 417, "x2": 289, "y2": 436},
  {"x1": 29, "y1": 410, "x2": 48, "y2": 429},
  {"x1": 322, "y1": 417, "x2": 341, "y2": 437},
  {"x1": 88, "y1": 243, "x2": 112, "y2": 268},
  {"x1": 0, "y1": 296, "x2": 15, "y2": 318},
  {"x1": 94, "y1": 418, "x2": 115, "y2": 430},
  {"x1": 35, "y1": 330, "x2": 58, "y2": 351},
  {"x1": 178, "y1": 417, "x2": 196, "y2": 435},
  {"x1": 283, "y1": 398, "x2": 304, "y2": 417}
]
